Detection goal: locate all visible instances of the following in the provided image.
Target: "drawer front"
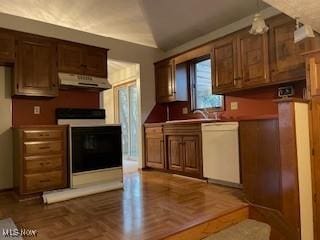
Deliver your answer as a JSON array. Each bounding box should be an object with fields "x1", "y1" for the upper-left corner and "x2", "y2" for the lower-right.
[
  {"x1": 25, "y1": 156, "x2": 63, "y2": 174},
  {"x1": 24, "y1": 171, "x2": 63, "y2": 193},
  {"x1": 145, "y1": 127, "x2": 163, "y2": 134},
  {"x1": 23, "y1": 130, "x2": 63, "y2": 141},
  {"x1": 24, "y1": 141, "x2": 62, "y2": 155}
]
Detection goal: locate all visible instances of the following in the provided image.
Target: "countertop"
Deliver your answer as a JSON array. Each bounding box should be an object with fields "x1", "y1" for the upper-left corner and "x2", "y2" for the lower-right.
[{"x1": 144, "y1": 114, "x2": 278, "y2": 126}]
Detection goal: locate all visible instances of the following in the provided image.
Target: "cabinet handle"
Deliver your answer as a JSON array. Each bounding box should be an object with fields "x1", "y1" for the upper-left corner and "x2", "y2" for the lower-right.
[
  {"x1": 39, "y1": 179, "x2": 51, "y2": 183},
  {"x1": 39, "y1": 133, "x2": 50, "y2": 137},
  {"x1": 39, "y1": 146, "x2": 50, "y2": 150}
]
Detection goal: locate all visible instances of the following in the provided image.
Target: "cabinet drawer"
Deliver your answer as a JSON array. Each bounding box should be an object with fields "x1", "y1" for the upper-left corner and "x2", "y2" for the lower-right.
[
  {"x1": 24, "y1": 171, "x2": 63, "y2": 193},
  {"x1": 145, "y1": 127, "x2": 163, "y2": 134},
  {"x1": 24, "y1": 141, "x2": 62, "y2": 155},
  {"x1": 25, "y1": 155, "x2": 63, "y2": 174},
  {"x1": 23, "y1": 130, "x2": 63, "y2": 140}
]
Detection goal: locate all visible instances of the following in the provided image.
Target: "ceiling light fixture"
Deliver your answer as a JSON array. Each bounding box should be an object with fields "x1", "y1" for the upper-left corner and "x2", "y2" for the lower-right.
[
  {"x1": 249, "y1": 0, "x2": 269, "y2": 35},
  {"x1": 294, "y1": 18, "x2": 315, "y2": 43}
]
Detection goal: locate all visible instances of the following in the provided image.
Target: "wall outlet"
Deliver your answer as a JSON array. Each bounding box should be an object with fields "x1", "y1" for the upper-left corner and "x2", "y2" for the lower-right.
[
  {"x1": 230, "y1": 102, "x2": 238, "y2": 110},
  {"x1": 182, "y1": 107, "x2": 189, "y2": 115},
  {"x1": 34, "y1": 106, "x2": 40, "y2": 115}
]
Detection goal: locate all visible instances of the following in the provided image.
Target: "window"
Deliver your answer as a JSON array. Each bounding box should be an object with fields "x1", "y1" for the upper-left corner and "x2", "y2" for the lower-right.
[{"x1": 191, "y1": 58, "x2": 223, "y2": 110}]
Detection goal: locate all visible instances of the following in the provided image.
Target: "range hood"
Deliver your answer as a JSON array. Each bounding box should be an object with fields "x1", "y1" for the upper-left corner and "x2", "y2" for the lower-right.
[{"x1": 59, "y1": 73, "x2": 112, "y2": 90}]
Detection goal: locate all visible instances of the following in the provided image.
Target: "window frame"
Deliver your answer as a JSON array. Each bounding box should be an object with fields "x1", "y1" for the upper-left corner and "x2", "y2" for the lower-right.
[{"x1": 189, "y1": 55, "x2": 225, "y2": 112}]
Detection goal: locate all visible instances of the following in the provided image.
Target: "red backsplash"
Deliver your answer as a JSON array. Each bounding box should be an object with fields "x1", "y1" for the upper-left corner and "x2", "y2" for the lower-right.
[
  {"x1": 12, "y1": 89, "x2": 100, "y2": 127},
  {"x1": 145, "y1": 81, "x2": 306, "y2": 123}
]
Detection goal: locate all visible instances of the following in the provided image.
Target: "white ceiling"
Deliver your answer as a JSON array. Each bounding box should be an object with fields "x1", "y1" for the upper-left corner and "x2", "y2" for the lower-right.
[
  {"x1": 0, "y1": 0, "x2": 157, "y2": 47},
  {"x1": 263, "y1": 0, "x2": 320, "y2": 33},
  {"x1": 0, "y1": 0, "x2": 269, "y2": 50},
  {"x1": 141, "y1": 0, "x2": 268, "y2": 50}
]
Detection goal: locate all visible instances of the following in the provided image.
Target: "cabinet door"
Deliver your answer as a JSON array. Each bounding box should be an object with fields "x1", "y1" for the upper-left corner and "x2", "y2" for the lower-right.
[
  {"x1": 212, "y1": 35, "x2": 239, "y2": 93},
  {"x1": 268, "y1": 15, "x2": 309, "y2": 83},
  {"x1": 238, "y1": 30, "x2": 269, "y2": 87},
  {"x1": 155, "y1": 59, "x2": 176, "y2": 103},
  {"x1": 14, "y1": 37, "x2": 58, "y2": 97},
  {"x1": 58, "y1": 43, "x2": 84, "y2": 74},
  {"x1": 0, "y1": 32, "x2": 15, "y2": 62},
  {"x1": 310, "y1": 97, "x2": 320, "y2": 239},
  {"x1": 84, "y1": 47, "x2": 107, "y2": 77},
  {"x1": 183, "y1": 135, "x2": 201, "y2": 176},
  {"x1": 167, "y1": 136, "x2": 183, "y2": 172},
  {"x1": 307, "y1": 53, "x2": 320, "y2": 97},
  {"x1": 145, "y1": 136, "x2": 165, "y2": 169}
]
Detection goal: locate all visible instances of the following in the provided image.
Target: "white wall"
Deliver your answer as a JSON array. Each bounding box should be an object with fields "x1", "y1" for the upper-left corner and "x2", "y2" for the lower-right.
[{"x1": 0, "y1": 67, "x2": 13, "y2": 189}]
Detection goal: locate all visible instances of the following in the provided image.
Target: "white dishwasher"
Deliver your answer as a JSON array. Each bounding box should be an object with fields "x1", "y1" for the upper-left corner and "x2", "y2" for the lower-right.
[{"x1": 201, "y1": 122, "x2": 240, "y2": 186}]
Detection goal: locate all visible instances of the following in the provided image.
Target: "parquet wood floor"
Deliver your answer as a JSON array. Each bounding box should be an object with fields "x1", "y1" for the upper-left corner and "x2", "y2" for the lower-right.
[{"x1": 0, "y1": 171, "x2": 246, "y2": 240}]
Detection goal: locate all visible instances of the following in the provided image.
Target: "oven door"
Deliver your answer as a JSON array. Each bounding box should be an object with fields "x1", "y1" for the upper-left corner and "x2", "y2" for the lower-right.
[{"x1": 71, "y1": 126, "x2": 122, "y2": 174}]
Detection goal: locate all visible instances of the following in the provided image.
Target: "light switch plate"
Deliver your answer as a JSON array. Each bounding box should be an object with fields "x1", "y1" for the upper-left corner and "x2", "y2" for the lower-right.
[
  {"x1": 230, "y1": 102, "x2": 238, "y2": 110},
  {"x1": 34, "y1": 106, "x2": 40, "y2": 115},
  {"x1": 182, "y1": 107, "x2": 189, "y2": 115}
]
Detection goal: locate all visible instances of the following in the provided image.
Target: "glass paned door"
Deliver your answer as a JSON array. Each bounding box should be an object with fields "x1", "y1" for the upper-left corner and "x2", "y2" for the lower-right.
[
  {"x1": 115, "y1": 82, "x2": 138, "y2": 160},
  {"x1": 129, "y1": 85, "x2": 138, "y2": 157},
  {"x1": 118, "y1": 88, "x2": 129, "y2": 155}
]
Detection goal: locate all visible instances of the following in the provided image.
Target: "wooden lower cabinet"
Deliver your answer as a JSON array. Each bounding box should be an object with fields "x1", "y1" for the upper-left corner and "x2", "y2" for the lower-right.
[
  {"x1": 183, "y1": 135, "x2": 201, "y2": 175},
  {"x1": 14, "y1": 125, "x2": 68, "y2": 195},
  {"x1": 145, "y1": 124, "x2": 165, "y2": 169},
  {"x1": 167, "y1": 134, "x2": 201, "y2": 176},
  {"x1": 144, "y1": 123, "x2": 203, "y2": 178},
  {"x1": 166, "y1": 134, "x2": 202, "y2": 178},
  {"x1": 167, "y1": 136, "x2": 184, "y2": 172}
]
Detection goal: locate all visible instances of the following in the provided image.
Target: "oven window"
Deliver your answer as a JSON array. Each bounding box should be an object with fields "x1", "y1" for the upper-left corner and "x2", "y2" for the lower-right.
[{"x1": 71, "y1": 126, "x2": 122, "y2": 173}]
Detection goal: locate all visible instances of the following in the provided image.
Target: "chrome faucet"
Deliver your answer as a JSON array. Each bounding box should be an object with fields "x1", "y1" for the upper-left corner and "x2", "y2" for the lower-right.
[{"x1": 193, "y1": 109, "x2": 209, "y2": 119}]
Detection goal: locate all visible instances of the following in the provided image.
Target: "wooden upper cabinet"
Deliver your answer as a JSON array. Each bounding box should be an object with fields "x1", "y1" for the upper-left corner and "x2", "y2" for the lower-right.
[
  {"x1": 14, "y1": 36, "x2": 58, "y2": 97},
  {"x1": 58, "y1": 44, "x2": 84, "y2": 75},
  {"x1": 268, "y1": 15, "x2": 310, "y2": 83},
  {"x1": 155, "y1": 59, "x2": 175, "y2": 103},
  {"x1": 238, "y1": 30, "x2": 269, "y2": 87},
  {"x1": 85, "y1": 47, "x2": 107, "y2": 77},
  {"x1": 211, "y1": 35, "x2": 239, "y2": 93},
  {"x1": 0, "y1": 31, "x2": 15, "y2": 63},
  {"x1": 306, "y1": 51, "x2": 320, "y2": 97},
  {"x1": 145, "y1": 125, "x2": 165, "y2": 169},
  {"x1": 58, "y1": 43, "x2": 108, "y2": 77}
]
